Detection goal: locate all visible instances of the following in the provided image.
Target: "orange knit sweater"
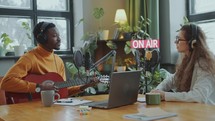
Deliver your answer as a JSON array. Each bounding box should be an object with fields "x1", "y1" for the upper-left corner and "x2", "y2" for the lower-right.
[{"x1": 0, "y1": 45, "x2": 80, "y2": 96}]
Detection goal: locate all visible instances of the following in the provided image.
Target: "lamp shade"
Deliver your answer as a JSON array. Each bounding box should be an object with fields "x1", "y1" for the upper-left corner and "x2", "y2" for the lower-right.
[{"x1": 114, "y1": 9, "x2": 127, "y2": 24}]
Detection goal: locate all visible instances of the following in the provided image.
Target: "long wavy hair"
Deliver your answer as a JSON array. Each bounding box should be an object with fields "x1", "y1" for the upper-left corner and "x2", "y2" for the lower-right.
[{"x1": 174, "y1": 24, "x2": 215, "y2": 92}]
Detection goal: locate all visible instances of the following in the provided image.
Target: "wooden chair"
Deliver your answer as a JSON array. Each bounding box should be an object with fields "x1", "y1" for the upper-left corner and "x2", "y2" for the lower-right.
[{"x1": 0, "y1": 76, "x2": 6, "y2": 105}]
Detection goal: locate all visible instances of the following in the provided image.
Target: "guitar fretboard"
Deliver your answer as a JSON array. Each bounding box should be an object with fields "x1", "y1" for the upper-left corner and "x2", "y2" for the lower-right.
[
  {"x1": 54, "y1": 75, "x2": 110, "y2": 89},
  {"x1": 54, "y1": 78, "x2": 90, "y2": 88}
]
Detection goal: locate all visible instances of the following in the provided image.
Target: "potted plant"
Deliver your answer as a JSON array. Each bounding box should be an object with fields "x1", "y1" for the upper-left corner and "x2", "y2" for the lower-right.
[
  {"x1": 103, "y1": 57, "x2": 113, "y2": 74},
  {"x1": 118, "y1": 22, "x2": 133, "y2": 40},
  {"x1": 13, "y1": 21, "x2": 33, "y2": 56},
  {"x1": 93, "y1": 7, "x2": 109, "y2": 40},
  {"x1": 0, "y1": 33, "x2": 13, "y2": 56},
  {"x1": 122, "y1": 16, "x2": 161, "y2": 93},
  {"x1": 116, "y1": 57, "x2": 126, "y2": 72}
]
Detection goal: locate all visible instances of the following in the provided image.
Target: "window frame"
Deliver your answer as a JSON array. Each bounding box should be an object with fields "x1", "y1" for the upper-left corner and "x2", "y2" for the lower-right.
[
  {"x1": 187, "y1": 0, "x2": 215, "y2": 22},
  {"x1": 0, "y1": 0, "x2": 74, "y2": 55},
  {"x1": 187, "y1": 0, "x2": 215, "y2": 54}
]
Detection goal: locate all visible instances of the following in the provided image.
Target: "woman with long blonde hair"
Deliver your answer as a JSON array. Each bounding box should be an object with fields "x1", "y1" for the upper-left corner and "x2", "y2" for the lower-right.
[{"x1": 151, "y1": 24, "x2": 215, "y2": 105}]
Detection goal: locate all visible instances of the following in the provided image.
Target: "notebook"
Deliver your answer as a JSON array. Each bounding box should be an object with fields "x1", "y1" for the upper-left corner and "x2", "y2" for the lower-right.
[{"x1": 84, "y1": 70, "x2": 141, "y2": 109}]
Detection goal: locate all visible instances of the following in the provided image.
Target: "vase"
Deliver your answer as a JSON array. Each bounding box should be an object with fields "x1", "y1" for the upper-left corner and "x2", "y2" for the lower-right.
[
  {"x1": 14, "y1": 45, "x2": 25, "y2": 56},
  {"x1": 117, "y1": 66, "x2": 126, "y2": 72},
  {"x1": 99, "y1": 30, "x2": 109, "y2": 40},
  {"x1": 0, "y1": 47, "x2": 6, "y2": 56}
]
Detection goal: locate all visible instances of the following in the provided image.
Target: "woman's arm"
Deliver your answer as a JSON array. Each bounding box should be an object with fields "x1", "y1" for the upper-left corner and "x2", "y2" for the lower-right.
[
  {"x1": 155, "y1": 73, "x2": 175, "y2": 91},
  {"x1": 164, "y1": 66, "x2": 215, "y2": 104}
]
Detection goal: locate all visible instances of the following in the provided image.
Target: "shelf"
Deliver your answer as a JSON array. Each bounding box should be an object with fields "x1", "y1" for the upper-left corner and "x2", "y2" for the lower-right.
[{"x1": 94, "y1": 40, "x2": 134, "y2": 72}]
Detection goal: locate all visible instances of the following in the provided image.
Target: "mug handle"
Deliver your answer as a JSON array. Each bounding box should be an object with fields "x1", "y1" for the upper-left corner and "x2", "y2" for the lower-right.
[
  {"x1": 54, "y1": 93, "x2": 60, "y2": 103},
  {"x1": 54, "y1": 93, "x2": 60, "y2": 100}
]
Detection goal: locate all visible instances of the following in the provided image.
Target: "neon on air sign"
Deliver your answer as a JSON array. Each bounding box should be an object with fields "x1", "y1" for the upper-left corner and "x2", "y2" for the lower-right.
[{"x1": 130, "y1": 39, "x2": 160, "y2": 48}]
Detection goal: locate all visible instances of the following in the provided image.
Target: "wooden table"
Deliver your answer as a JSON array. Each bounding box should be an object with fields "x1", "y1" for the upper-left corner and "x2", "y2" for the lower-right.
[{"x1": 0, "y1": 94, "x2": 215, "y2": 121}]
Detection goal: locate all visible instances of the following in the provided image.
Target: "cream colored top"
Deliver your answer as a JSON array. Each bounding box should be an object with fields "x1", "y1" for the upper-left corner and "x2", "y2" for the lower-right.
[{"x1": 156, "y1": 61, "x2": 215, "y2": 105}]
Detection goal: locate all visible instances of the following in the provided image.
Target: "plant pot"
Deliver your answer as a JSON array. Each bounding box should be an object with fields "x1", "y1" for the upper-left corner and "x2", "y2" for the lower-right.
[
  {"x1": 103, "y1": 64, "x2": 112, "y2": 73},
  {"x1": 123, "y1": 32, "x2": 132, "y2": 40},
  {"x1": 97, "y1": 82, "x2": 107, "y2": 92},
  {"x1": 117, "y1": 66, "x2": 126, "y2": 72},
  {"x1": 14, "y1": 45, "x2": 25, "y2": 56},
  {"x1": 0, "y1": 47, "x2": 6, "y2": 56},
  {"x1": 99, "y1": 30, "x2": 109, "y2": 40}
]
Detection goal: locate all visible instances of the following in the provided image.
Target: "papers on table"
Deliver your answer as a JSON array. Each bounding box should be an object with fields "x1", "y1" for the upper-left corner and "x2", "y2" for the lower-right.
[
  {"x1": 123, "y1": 107, "x2": 177, "y2": 121},
  {"x1": 137, "y1": 97, "x2": 146, "y2": 102},
  {"x1": 54, "y1": 98, "x2": 92, "y2": 106}
]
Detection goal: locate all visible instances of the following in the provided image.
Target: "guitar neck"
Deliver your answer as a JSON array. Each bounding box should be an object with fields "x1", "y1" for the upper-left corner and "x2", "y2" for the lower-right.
[
  {"x1": 54, "y1": 79, "x2": 88, "y2": 89},
  {"x1": 54, "y1": 75, "x2": 110, "y2": 89}
]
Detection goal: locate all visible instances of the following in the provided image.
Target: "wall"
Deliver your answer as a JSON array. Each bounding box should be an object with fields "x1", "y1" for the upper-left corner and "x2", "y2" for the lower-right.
[
  {"x1": 73, "y1": 0, "x2": 84, "y2": 48},
  {"x1": 74, "y1": 0, "x2": 126, "y2": 47},
  {"x1": 0, "y1": 59, "x2": 16, "y2": 76}
]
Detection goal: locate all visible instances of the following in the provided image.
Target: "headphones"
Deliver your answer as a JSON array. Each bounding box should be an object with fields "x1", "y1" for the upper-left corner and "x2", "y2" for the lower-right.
[
  {"x1": 189, "y1": 24, "x2": 198, "y2": 50},
  {"x1": 37, "y1": 22, "x2": 50, "y2": 44}
]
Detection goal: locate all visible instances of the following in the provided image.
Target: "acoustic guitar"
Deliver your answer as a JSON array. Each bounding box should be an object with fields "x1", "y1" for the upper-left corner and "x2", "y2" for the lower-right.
[{"x1": 5, "y1": 72, "x2": 109, "y2": 104}]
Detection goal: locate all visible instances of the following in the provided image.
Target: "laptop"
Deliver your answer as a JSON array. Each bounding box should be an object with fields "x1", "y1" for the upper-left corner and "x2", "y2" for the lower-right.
[{"x1": 84, "y1": 70, "x2": 141, "y2": 109}]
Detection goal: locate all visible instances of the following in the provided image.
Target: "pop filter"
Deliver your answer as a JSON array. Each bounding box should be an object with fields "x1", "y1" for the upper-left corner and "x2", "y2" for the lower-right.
[
  {"x1": 73, "y1": 50, "x2": 84, "y2": 68},
  {"x1": 144, "y1": 49, "x2": 159, "y2": 72},
  {"x1": 150, "y1": 49, "x2": 159, "y2": 69}
]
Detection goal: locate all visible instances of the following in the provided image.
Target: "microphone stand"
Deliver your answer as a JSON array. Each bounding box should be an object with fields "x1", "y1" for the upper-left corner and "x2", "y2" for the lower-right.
[{"x1": 90, "y1": 50, "x2": 116, "y2": 76}]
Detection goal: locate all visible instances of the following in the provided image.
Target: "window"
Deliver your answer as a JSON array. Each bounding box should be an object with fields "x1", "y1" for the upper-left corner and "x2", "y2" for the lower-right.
[
  {"x1": 0, "y1": 0, "x2": 73, "y2": 54},
  {"x1": 188, "y1": 0, "x2": 215, "y2": 54}
]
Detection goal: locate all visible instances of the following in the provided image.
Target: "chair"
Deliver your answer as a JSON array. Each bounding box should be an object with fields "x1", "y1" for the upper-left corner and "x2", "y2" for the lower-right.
[
  {"x1": 0, "y1": 76, "x2": 6, "y2": 105},
  {"x1": 0, "y1": 76, "x2": 22, "y2": 104}
]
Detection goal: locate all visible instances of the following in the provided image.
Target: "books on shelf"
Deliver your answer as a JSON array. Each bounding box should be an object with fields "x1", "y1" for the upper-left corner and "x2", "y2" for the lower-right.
[{"x1": 123, "y1": 107, "x2": 177, "y2": 121}]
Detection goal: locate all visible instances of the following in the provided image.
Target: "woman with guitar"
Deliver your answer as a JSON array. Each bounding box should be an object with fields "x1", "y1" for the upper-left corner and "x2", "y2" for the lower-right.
[{"x1": 0, "y1": 22, "x2": 97, "y2": 104}]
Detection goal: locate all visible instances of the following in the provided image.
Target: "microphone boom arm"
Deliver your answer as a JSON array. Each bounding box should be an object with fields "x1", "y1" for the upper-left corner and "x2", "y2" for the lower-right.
[{"x1": 90, "y1": 50, "x2": 116, "y2": 72}]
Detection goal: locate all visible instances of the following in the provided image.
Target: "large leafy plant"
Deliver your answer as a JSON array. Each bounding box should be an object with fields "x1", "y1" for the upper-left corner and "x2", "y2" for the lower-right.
[
  {"x1": 0, "y1": 33, "x2": 13, "y2": 49},
  {"x1": 0, "y1": 33, "x2": 13, "y2": 56},
  {"x1": 123, "y1": 15, "x2": 162, "y2": 93},
  {"x1": 21, "y1": 22, "x2": 32, "y2": 42}
]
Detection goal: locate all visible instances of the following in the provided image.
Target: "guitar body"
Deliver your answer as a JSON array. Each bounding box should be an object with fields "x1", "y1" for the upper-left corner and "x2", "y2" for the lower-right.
[{"x1": 5, "y1": 72, "x2": 68, "y2": 104}]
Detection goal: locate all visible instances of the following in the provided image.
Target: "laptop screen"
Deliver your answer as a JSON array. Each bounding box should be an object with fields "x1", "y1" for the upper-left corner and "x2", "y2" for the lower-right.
[{"x1": 107, "y1": 70, "x2": 141, "y2": 108}]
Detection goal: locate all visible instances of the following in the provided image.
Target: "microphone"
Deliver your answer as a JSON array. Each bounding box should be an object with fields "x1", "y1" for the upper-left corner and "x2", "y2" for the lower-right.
[
  {"x1": 73, "y1": 50, "x2": 84, "y2": 69},
  {"x1": 73, "y1": 49, "x2": 93, "y2": 83},
  {"x1": 144, "y1": 49, "x2": 159, "y2": 72},
  {"x1": 84, "y1": 51, "x2": 91, "y2": 76}
]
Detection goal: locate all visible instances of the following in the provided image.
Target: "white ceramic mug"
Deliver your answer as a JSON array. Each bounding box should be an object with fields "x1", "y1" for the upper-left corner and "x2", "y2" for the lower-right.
[{"x1": 41, "y1": 90, "x2": 60, "y2": 107}]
